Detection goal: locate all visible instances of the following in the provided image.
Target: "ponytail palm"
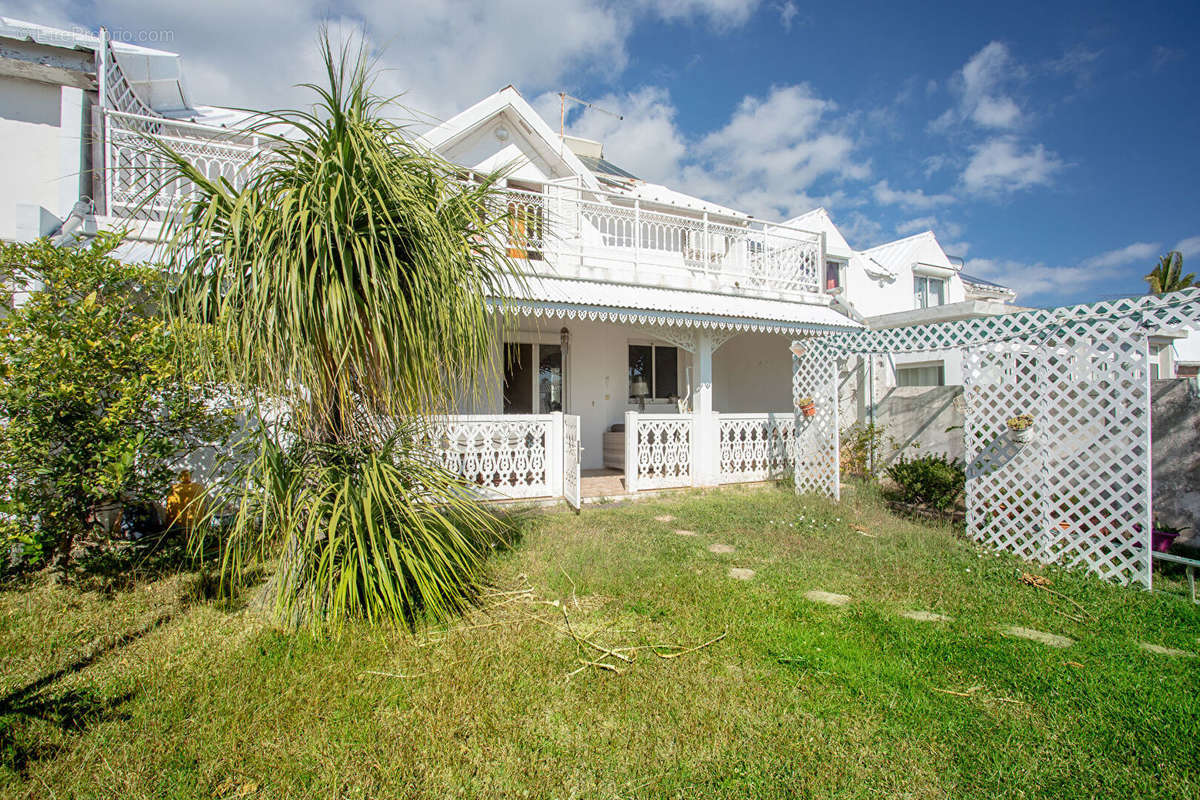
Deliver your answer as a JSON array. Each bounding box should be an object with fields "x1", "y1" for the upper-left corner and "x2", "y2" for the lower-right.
[{"x1": 157, "y1": 38, "x2": 519, "y2": 630}]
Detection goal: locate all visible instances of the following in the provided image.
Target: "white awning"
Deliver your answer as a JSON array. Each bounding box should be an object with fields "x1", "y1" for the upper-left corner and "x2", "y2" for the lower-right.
[{"x1": 492, "y1": 275, "x2": 860, "y2": 334}]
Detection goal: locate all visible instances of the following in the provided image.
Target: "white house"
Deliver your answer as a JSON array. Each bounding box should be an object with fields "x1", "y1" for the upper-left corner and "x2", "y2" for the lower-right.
[{"x1": 0, "y1": 17, "x2": 1038, "y2": 505}]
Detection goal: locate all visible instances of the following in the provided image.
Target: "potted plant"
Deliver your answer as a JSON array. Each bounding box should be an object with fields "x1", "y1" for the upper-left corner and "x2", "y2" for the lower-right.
[
  {"x1": 1006, "y1": 413, "x2": 1035, "y2": 444},
  {"x1": 1152, "y1": 518, "x2": 1189, "y2": 553},
  {"x1": 796, "y1": 396, "x2": 817, "y2": 417}
]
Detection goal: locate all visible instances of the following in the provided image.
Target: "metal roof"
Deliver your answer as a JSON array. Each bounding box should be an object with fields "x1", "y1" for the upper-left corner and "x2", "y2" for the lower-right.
[{"x1": 492, "y1": 275, "x2": 859, "y2": 334}]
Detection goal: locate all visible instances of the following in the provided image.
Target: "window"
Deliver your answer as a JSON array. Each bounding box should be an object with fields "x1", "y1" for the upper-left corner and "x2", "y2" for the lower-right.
[
  {"x1": 503, "y1": 341, "x2": 562, "y2": 413},
  {"x1": 628, "y1": 344, "x2": 679, "y2": 400},
  {"x1": 825, "y1": 260, "x2": 841, "y2": 290},
  {"x1": 914, "y1": 276, "x2": 946, "y2": 309},
  {"x1": 897, "y1": 363, "x2": 946, "y2": 387}
]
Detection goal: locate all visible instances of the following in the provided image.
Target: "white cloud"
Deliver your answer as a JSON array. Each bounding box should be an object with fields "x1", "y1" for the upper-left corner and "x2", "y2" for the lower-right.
[
  {"x1": 961, "y1": 136, "x2": 1064, "y2": 194},
  {"x1": 1082, "y1": 241, "x2": 1161, "y2": 270},
  {"x1": 871, "y1": 180, "x2": 955, "y2": 210},
  {"x1": 967, "y1": 239, "x2": 1164, "y2": 303},
  {"x1": 934, "y1": 41, "x2": 1026, "y2": 132},
  {"x1": 3, "y1": 0, "x2": 765, "y2": 120},
  {"x1": 776, "y1": 1, "x2": 799, "y2": 31},
  {"x1": 1173, "y1": 236, "x2": 1200, "y2": 258},
  {"x1": 640, "y1": 0, "x2": 761, "y2": 27}
]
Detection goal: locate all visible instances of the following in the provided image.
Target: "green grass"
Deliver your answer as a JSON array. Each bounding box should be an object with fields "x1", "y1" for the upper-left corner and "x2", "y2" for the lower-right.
[{"x1": 3, "y1": 484, "x2": 1199, "y2": 798}]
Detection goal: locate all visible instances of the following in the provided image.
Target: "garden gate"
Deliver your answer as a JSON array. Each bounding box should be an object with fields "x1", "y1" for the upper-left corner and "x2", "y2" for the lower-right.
[{"x1": 792, "y1": 288, "x2": 1200, "y2": 590}]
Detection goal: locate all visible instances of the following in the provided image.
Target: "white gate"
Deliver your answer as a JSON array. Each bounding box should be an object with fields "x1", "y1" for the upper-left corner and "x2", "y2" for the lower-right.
[{"x1": 563, "y1": 414, "x2": 582, "y2": 511}]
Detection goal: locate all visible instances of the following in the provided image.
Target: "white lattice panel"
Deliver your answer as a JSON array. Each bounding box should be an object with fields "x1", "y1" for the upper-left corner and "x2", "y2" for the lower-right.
[
  {"x1": 419, "y1": 416, "x2": 554, "y2": 499},
  {"x1": 818, "y1": 287, "x2": 1200, "y2": 355},
  {"x1": 718, "y1": 414, "x2": 796, "y2": 483},
  {"x1": 963, "y1": 320, "x2": 1152, "y2": 588},
  {"x1": 635, "y1": 415, "x2": 693, "y2": 489},
  {"x1": 792, "y1": 344, "x2": 840, "y2": 499}
]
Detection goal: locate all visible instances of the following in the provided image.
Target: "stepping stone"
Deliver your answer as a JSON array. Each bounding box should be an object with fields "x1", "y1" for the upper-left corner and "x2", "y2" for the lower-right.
[
  {"x1": 804, "y1": 590, "x2": 851, "y2": 607},
  {"x1": 654, "y1": 515, "x2": 675, "y2": 523},
  {"x1": 902, "y1": 610, "x2": 953, "y2": 623},
  {"x1": 673, "y1": 529, "x2": 697, "y2": 537},
  {"x1": 1139, "y1": 642, "x2": 1198, "y2": 658},
  {"x1": 728, "y1": 568, "x2": 755, "y2": 580},
  {"x1": 707, "y1": 543, "x2": 735, "y2": 554},
  {"x1": 1002, "y1": 626, "x2": 1073, "y2": 648}
]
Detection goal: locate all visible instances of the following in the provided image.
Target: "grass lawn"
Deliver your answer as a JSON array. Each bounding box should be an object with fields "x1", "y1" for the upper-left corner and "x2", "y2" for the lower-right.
[{"x1": 2, "y1": 483, "x2": 1199, "y2": 798}]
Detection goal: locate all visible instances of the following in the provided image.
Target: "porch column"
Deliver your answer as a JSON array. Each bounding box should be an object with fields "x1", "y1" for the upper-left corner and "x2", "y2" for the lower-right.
[{"x1": 693, "y1": 331, "x2": 718, "y2": 486}]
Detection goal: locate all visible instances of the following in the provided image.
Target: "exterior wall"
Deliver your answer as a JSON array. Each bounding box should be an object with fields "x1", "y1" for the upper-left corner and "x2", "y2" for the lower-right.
[
  {"x1": 844, "y1": 237, "x2": 967, "y2": 319},
  {"x1": 0, "y1": 76, "x2": 87, "y2": 240},
  {"x1": 868, "y1": 386, "x2": 965, "y2": 462},
  {"x1": 712, "y1": 332, "x2": 794, "y2": 413},
  {"x1": 461, "y1": 319, "x2": 796, "y2": 469}
]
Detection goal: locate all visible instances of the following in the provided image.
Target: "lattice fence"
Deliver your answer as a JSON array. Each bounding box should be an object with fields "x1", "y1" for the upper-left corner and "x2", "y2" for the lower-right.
[
  {"x1": 418, "y1": 416, "x2": 554, "y2": 499},
  {"x1": 634, "y1": 415, "x2": 694, "y2": 489},
  {"x1": 791, "y1": 342, "x2": 840, "y2": 499},
  {"x1": 795, "y1": 287, "x2": 1200, "y2": 591},
  {"x1": 963, "y1": 319, "x2": 1152, "y2": 587},
  {"x1": 718, "y1": 413, "x2": 795, "y2": 483}
]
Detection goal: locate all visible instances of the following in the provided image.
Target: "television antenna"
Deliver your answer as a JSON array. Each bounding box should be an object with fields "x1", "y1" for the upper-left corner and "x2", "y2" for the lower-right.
[{"x1": 558, "y1": 92, "x2": 623, "y2": 138}]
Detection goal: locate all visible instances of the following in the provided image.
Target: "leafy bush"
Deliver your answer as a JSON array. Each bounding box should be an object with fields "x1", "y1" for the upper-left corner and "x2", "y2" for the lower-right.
[
  {"x1": 840, "y1": 422, "x2": 894, "y2": 480},
  {"x1": 0, "y1": 234, "x2": 231, "y2": 572},
  {"x1": 884, "y1": 453, "x2": 965, "y2": 511}
]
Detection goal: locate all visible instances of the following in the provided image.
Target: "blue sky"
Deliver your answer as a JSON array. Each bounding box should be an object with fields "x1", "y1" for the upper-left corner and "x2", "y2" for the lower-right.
[{"x1": 10, "y1": 0, "x2": 1199, "y2": 305}]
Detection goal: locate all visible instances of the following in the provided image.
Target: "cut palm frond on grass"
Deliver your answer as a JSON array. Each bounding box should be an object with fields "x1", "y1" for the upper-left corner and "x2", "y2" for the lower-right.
[{"x1": 149, "y1": 34, "x2": 524, "y2": 632}]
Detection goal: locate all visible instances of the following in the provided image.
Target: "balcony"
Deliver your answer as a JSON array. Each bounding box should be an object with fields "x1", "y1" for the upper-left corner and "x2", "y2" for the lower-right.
[{"x1": 98, "y1": 109, "x2": 825, "y2": 300}]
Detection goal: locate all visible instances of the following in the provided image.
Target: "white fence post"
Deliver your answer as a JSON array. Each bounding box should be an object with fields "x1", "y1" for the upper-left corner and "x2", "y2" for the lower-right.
[
  {"x1": 624, "y1": 410, "x2": 639, "y2": 493},
  {"x1": 549, "y1": 411, "x2": 564, "y2": 499},
  {"x1": 710, "y1": 411, "x2": 722, "y2": 484}
]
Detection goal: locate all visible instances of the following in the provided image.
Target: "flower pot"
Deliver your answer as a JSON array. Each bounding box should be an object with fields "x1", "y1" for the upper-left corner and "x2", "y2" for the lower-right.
[
  {"x1": 802, "y1": 405, "x2": 817, "y2": 418},
  {"x1": 1152, "y1": 528, "x2": 1181, "y2": 553},
  {"x1": 1009, "y1": 426, "x2": 1033, "y2": 444}
]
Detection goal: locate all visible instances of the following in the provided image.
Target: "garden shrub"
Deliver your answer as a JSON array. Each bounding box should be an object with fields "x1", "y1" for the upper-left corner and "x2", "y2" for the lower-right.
[
  {"x1": 0, "y1": 233, "x2": 231, "y2": 573},
  {"x1": 884, "y1": 452, "x2": 965, "y2": 511},
  {"x1": 840, "y1": 422, "x2": 894, "y2": 479}
]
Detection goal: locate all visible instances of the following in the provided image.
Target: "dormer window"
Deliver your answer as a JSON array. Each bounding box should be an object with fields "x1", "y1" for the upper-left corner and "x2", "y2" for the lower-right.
[
  {"x1": 914, "y1": 276, "x2": 945, "y2": 308},
  {"x1": 825, "y1": 260, "x2": 842, "y2": 290}
]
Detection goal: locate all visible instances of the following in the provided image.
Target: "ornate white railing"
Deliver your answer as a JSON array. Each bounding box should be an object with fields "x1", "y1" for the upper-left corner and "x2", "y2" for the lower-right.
[
  {"x1": 624, "y1": 413, "x2": 694, "y2": 490},
  {"x1": 100, "y1": 109, "x2": 263, "y2": 220},
  {"x1": 718, "y1": 413, "x2": 796, "y2": 483},
  {"x1": 94, "y1": 110, "x2": 822, "y2": 296},
  {"x1": 505, "y1": 185, "x2": 823, "y2": 297},
  {"x1": 417, "y1": 414, "x2": 559, "y2": 500}
]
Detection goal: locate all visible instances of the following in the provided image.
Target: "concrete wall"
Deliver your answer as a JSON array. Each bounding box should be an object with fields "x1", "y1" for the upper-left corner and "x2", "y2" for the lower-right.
[
  {"x1": 0, "y1": 75, "x2": 88, "y2": 241},
  {"x1": 1150, "y1": 379, "x2": 1200, "y2": 533},
  {"x1": 868, "y1": 386, "x2": 965, "y2": 462}
]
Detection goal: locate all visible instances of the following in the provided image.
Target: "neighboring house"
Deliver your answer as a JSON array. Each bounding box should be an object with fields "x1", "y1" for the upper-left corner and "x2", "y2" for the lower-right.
[{"x1": 787, "y1": 207, "x2": 1022, "y2": 393}]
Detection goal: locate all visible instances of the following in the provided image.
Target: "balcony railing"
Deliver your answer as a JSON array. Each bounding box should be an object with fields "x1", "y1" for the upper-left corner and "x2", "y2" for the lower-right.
[{"x1": 98, "y1": 110, "x2": 824, "y2": 296}]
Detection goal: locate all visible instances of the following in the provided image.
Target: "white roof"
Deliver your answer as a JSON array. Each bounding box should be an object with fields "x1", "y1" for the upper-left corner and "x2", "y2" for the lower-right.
[
  {"x1": 495, "y1": 275, "x2": 858, "y2": 334},
  {"x1": 860, "y1": 230, "x2": 956, "y2": 274},
  {"x1": 605, "y1": 181, "x2": 748, "y2": 220},
  {"x1": 0, "y1": 17, "x2": 192, "y2": 112},
  {"x1": 785, "y1": 208, "x2": 853, "y2": 259},
  {"x1": 419, "y1": 86, "x2": 602, "y2": 192}
]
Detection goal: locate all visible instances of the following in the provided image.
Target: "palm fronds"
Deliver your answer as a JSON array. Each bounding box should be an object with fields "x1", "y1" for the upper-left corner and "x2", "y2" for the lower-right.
[
  {"x1": 1145, "y1": 250, "x2": 1195, "y2": 295},
  {"x1": 152, "y1": 34, "x2": 522, "y2": 631}
]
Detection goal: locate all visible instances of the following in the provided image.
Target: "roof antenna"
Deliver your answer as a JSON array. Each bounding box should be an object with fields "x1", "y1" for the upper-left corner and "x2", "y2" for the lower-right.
[{"x1": 558, "y1": 92, "x2": 623, "y2": 140}]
